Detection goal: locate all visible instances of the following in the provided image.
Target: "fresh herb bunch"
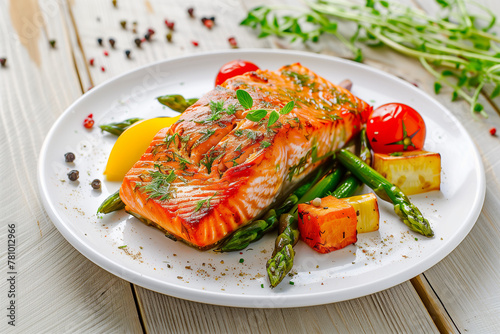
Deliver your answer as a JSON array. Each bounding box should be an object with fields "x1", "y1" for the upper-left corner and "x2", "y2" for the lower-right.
[{"x1": 241, "y1": 0, "x2": 500, "y2": 116}]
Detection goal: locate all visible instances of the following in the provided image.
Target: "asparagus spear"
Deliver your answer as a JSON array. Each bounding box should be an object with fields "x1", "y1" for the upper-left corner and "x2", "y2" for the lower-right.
[
  {"x1": 331, "y1": 129, "x2": 372, "y2": 198},
  {"x1": 99, "y1": 118, "x2": 142, "y2": 136},
  {"x1": 337, "y1": 149, "x2": 434, "y2": 237},
  {"x1": 97, "y1": 190, "x2": 125, "y2": 214},
  {"x1": 217, "y1": 164, "x2": 329, "y2": 252},
  {"x1": 267, "y1": 166, "x2": 345, "y2": 287},
  {"x1": 157, "y1": 94, "x2": 198, "y2": 113}
]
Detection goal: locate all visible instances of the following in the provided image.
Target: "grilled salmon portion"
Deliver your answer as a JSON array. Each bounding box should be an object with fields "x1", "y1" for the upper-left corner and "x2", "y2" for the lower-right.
[{"x1": 120, "y1": 63, "x2": 372, "y2": 249}]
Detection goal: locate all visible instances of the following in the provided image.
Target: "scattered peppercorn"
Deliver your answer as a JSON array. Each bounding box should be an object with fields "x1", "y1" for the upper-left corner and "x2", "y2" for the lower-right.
[
  {"x1": 49, "y1": 39, "x2": 56, "y2": 48},
  {"x1": 201, "y1": 17, "x2": 214, "y2": 29},
  {"x1": 132, "y1": 21, "x2": 137, "y2": 33},
  {"x1": 97, "y1": 38, "x2": 103, "y2": 46},
  {"x1": 109, "y1": 38, "x2": 116, "y2": 48},
  {"x1": 120, "y1": 20, "x2": 127, "y2": 29},
  {"x1": 228, "y1": 36, "x2": 237, "y2": 48},
  {"x1": 148, "y1": 28, "x2": 155, "y2": 36},
  {"x1": 134, "y1": 38, "x2": 142, "y2": 47},
  {"x1": 164, "y1": 20, "x2": 175, "y2": 30},
  {"x1": 104, "y1": 50, "x2": 109, "y2": 56},
  {"x1": 89, "y1": 58, "x2": 95, "y2": 66},
  {"x1": 67, "y1": 170, "x2": 79, "y2": 181},
  {"x1": 144, "y1": 33, "x2": 151, "y2": 41},
  {"x1": 0, "y1": 58, "x2": 7, "y2": 67},
  {"x1": 83, "y1": 114, "x2": 94, "y2": 128},
  {"x1": 187, "y1": 7, "x2": 194, "y2": 18},
  {"x1": 64, "y1": 152, "x2": 75, "y2": 163},
  {"x1": 91, "y1": 179, "x2": 101, "y2": 189},
  {"x1": 192, "y1": 40, "x2": 199, "y2": 47},
  {"x1": 239, "y1": 258, "x2": 244, "y2": 263},
  {"x1": 166, "y1": 33, "x2": 172, "y2": 42},
  {"x1": 125, "y1": 50, "x2": 131, "y2": 58},
  {"x1": 112, "y1": 0, "x2": 117, "y2": 8},
  {"x1": 490, "y1": 127, "x2": 497, "y2": 136},
  {"x1": 101, "y1": 66, "x2": 105, "y2": 72}
]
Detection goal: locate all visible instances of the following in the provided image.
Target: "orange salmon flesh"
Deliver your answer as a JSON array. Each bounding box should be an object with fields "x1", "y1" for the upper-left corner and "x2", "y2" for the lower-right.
[{"x1": 119, "y1": 63, "x2": 372, "y2": 249}]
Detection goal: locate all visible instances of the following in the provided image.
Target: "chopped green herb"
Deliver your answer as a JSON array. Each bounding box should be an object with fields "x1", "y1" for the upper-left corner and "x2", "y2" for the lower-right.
[
  {"x1": 260, "y1": 141, "x2": 271, "y2": 148},
  {"x1": 194, "y1": 192, "x2": 218, "y2": 213},
  {"x1": 192, "y1": 129, "x2": 216, "y2": 149},
  {"x1": 246, "y1": 130, "x2": 258, "y2": 140},
  {"x1": 282, "y1": 71, "x2": 310, "y2": 85},
  {"x1": 390, "y1": 152, "x2": 403, "y2": 156},
  {"x1": 140, "y1": 170, "x2": 176, "y2": 201},
  {"x1": 234, "y1": 129, "x2": 244, "y2": 137},
  {"x1": 239, "y1": 258, "x2": 244, "y2": 263},
  {"x1": 226, "y1": 104, "x2": 237, "y2": 115},
  {"x1": 118, "y1": 245, "x2": 127, "y2": 249},
  {"x1": 289, "y1": 281, "x2": 294, "y2": 285},
  {"x1": 261, "y1": 284, "x2": 264, "y2": 288}
]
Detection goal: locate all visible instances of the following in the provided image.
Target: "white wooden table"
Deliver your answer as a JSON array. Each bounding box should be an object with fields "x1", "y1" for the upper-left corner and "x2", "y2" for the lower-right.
[{"x1": 1, "y1": 0, "x2": 499, "y2": 333}]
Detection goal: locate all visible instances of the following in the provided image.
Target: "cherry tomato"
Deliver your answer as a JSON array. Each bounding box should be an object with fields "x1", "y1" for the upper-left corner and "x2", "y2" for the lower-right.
[
  {"x1": 215, "y1": 60, "x2": 260, "y2": 86},
  {"x1": 366, "y1": 103, "x2": 426, "y2": 153}
]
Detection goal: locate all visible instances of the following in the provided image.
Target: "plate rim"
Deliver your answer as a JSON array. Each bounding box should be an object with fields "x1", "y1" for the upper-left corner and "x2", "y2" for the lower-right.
[{"x1": 38, "y1": 48, "x2": 486, "y2": 308}]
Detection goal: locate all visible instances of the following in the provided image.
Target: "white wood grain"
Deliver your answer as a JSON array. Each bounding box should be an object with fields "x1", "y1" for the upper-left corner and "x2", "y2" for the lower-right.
[
  {"x1": 136, "y1": 282, "x2": 439, "y2": 334},
  {"x1": 0, "y1": 0, "x2": 142, "y2": 332}
]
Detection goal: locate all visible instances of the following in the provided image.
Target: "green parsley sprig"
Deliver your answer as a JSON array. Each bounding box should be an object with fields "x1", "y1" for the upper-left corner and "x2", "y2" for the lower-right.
[{"x1": 241, "y1": 0, "x2": 500, "y2": 117}]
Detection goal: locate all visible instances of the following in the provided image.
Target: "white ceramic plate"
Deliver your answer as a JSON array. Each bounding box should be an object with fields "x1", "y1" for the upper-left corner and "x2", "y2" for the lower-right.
[{"x1": 38, "y1": 50, "x2": 485, "y2": 308}]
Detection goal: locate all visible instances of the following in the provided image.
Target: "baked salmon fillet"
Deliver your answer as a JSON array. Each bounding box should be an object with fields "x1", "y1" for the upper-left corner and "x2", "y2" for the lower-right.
[{"x1": 119, "y1": 63, "x2": 372, "y2": 249}]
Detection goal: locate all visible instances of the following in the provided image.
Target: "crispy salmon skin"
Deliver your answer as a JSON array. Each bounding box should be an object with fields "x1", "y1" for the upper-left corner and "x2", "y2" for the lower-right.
[{"x1": 119, "y1": 63, "x2": 372, "y2": 249}]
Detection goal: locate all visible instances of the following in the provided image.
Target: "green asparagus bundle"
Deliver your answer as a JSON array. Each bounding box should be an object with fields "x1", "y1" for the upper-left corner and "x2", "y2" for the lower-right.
[
  {"x1": 267, "y1": 166, "x2": 345, "y2": 287},
  {"x1": 337, "y1": 149, "x2": 434, "y2": 237}
]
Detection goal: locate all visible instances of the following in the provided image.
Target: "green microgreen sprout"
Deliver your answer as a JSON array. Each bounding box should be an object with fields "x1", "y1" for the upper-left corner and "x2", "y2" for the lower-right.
[{"x1": 241, "y1": 0, "x2": 500, "y2": 117}]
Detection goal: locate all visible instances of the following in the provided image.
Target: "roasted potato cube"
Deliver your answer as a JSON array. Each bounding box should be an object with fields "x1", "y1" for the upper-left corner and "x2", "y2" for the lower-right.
[
  {"x1": 372, "y1": 150, "x2": 441, "y2": 195},
  {"x1": 343, "y1": 193, "x2": 380, "y2": 233}
]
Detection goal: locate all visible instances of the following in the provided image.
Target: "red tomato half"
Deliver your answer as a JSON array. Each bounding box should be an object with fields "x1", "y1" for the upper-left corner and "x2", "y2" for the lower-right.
[
  {"x1": 215, "y1": 60, "x2": 260, "y2": 86},
  {"x1": 366, "y1": 103, "x2": 426, "y2": 153}
]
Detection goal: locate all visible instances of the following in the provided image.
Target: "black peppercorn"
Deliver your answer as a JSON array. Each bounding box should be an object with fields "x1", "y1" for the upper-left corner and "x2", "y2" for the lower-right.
[
  {"x1": 109, "y1": 38, "x2": 116, "y2": 48},
  {"x1": 64, "y1": 152, "x2": 75, "y2": 163},
  {"x1": 68, "y1": 170, "x2": 79, "y2": 181},
  {"x1": 144, "y1": 33, "x2": 151, "y2": 41},
  {"x1": 91, "y1": 179, "x2": 101, "y2": 189},
  {"x1": 125, "y1": 50, "x2": 131, "y2": 58},
  {"x1": 49, "y1": 39, "x2": 56, "y2": 48},
  {"x1": 134, "y1": 38, "x2": 142, "y2": 47},
  {"x1": 187, "y1": 7, "x2": 194, "y2": 18},
  {"x1": 97, "y1": 38, "x2": 103, "y2": 46},
  {"x1": 0, "y1": 58, "x2": 6, "y2": 67}
]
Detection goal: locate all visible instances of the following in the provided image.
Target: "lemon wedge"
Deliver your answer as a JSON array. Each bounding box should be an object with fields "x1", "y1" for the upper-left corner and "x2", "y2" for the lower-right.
[{"x1": 104, "y1": 116, "x2": 180, "y2": 181}]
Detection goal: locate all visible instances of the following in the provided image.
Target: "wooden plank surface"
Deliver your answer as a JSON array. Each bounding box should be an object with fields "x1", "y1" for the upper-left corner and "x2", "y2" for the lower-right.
[
  {"x1": 136, "y1": 283, "x2": 438, "y2": 334},
  {"x1": 0, "y1": 0, "x2": 142, "y2": 332},
  {"x1": 65, "y1": 0, "x2": 441, "y2": 333}
]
